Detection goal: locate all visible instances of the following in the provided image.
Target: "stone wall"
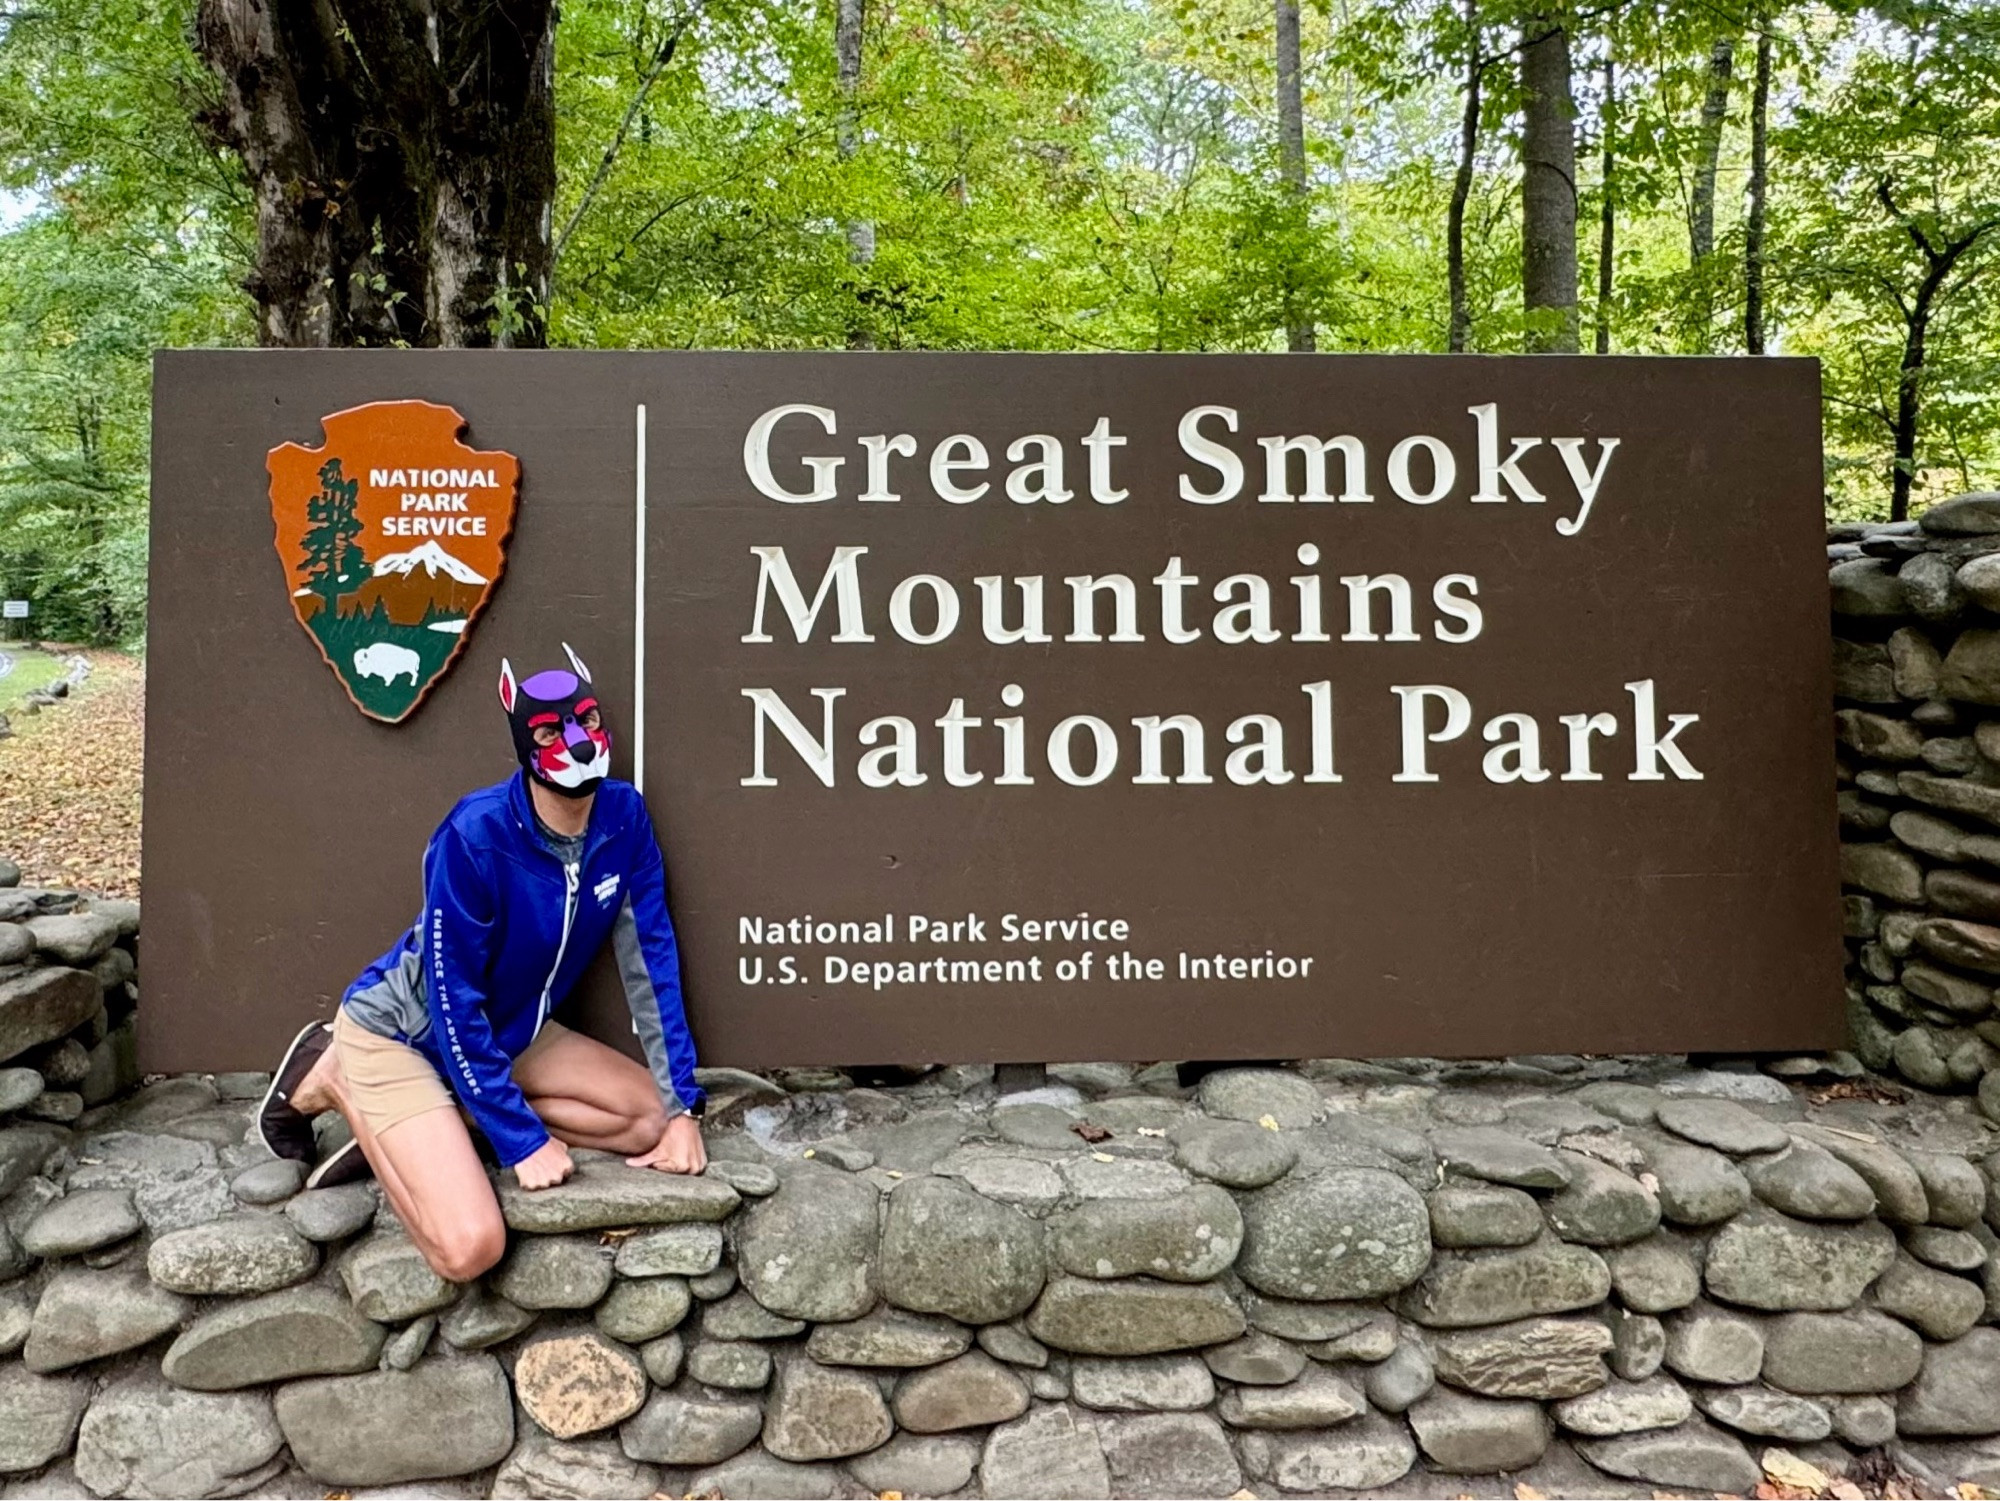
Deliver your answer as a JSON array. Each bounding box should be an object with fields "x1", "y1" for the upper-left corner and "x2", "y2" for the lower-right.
[
  {"x1": 4, "y1": 855, "x2": 2000, "y2": 1499},
  {"x1": 1834, "y1": 492, "x2": 2000, "y2": 1117}
]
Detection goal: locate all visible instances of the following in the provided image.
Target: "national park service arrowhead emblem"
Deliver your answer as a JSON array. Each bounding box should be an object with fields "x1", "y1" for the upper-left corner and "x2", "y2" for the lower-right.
[{"x1": 268, "y1": 401, "x2": 519, "y2": 722}]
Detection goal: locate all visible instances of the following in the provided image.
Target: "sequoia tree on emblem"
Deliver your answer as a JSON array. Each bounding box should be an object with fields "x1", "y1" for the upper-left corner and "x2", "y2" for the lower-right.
[{"x1": 268, "y1": 401, "x2": 520, "y2": 722}]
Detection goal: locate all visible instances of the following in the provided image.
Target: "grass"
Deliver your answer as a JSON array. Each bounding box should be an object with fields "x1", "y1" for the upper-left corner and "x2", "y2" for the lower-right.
[{"x1": 0, "y1": 646, "x2": 69, "y2": 713}]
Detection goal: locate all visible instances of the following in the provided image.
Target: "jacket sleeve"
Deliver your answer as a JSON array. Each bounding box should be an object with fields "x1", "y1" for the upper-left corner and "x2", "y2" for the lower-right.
[
  {"x1": 611, "y1": 808, "x2": 704, "y2": 1120},
  {"x1": 422, "y1": 824, "x2": 552, "y2": 1166}
]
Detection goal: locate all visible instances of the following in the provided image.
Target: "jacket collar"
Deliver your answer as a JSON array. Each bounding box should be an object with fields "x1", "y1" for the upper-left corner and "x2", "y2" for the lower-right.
[{"x1": 505, "y1": 770, "x2": 607, "y2": 864}]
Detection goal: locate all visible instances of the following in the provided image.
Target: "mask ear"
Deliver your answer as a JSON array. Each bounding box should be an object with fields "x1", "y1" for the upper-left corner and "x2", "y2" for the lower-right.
[
  {"x1": 562, "y1": 642, "x2": 593, "y2": 684},
  {"x1": 498, "y1": 659, "x2": 517, "y2": 713}
]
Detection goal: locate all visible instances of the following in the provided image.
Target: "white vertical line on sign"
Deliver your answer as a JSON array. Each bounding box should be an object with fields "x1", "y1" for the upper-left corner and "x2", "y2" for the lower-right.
[{"x1": 633, "y1": 403, "x2": 648, "y2": 795}]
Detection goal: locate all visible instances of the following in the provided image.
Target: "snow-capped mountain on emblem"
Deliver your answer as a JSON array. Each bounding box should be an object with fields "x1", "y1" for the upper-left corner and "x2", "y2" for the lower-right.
[{"x1": 267, "y1": 400, "x2": 519, "y2": 723}]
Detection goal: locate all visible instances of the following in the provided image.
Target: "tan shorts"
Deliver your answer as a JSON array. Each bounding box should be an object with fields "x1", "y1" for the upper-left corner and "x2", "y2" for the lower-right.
[{"x1": 333, "y1": 1008, "x2": 570, "y2": 1140}]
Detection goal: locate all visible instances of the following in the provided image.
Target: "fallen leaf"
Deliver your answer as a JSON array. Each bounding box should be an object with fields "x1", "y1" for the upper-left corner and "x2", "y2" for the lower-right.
[
  {"x1": 1137, "y1": 1126, "x2": 1166, "y2": 1137},
  {"x1": 1514, "y1": 1485, "x2": 1548, "y2": 1500},
  {"x1": 803, "y1": 1149, "x2": 816, "y2": 1158},
  {"x1": 1090, "y1": 1150, "x2": 1115, "y2": 1162},
  {"x1": 0, "y1": 652, "x2": 142, "y2": 897},
  {"x1": 878, "y1": 1492, "x2": 904, "y2": 1500},
  {"x1": 1070, "y1": 1121, "x2": 1112, "y2": 1143},
  {"x1": 1955, "y1": 1486, "x2": 2000, "y2": 1501},
  {"x1": 1828, "y1": 1484, "x2": 1864, "y2": 1501},
  {"x1": 1258, "y1": 1114, "x2": 1280, "y2": 1131},
  {"x1": 1229, "y1": 1492, "x2": 1259, "y2": 1501},
  {"x1": 1762, "y1": 1449, "x2": 1830, "y2": 1495}
]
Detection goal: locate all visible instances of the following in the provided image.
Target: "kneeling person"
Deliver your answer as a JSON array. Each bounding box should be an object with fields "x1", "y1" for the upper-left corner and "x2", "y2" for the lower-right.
[{"x1": 257, "y1": 644, "x2": 706, "y2": 1281}]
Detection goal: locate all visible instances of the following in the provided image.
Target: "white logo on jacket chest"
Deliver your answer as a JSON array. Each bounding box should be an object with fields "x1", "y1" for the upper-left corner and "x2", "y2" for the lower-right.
[{"x1": 593, "y1": 874, "x2": 621, "y2": 907}]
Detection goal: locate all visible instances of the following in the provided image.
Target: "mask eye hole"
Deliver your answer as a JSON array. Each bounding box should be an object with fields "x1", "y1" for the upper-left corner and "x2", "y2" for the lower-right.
[
  {"x1": 579, "y1": 708, "x2": 602, "y2": 732},
  {"x1": 527, "y1": 712, "x2": 562, "y2": 747}
]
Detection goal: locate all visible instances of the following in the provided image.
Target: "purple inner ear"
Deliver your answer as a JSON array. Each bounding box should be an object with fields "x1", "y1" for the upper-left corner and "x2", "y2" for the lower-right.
[{"x1": 521, "y1": 669, "x2": 579, "y2": 699}]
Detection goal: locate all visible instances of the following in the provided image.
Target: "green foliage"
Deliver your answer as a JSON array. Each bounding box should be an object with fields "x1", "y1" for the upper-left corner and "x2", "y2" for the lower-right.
[{"x1": 0, "y1": 0, "x2": 1991, "y2": 634}]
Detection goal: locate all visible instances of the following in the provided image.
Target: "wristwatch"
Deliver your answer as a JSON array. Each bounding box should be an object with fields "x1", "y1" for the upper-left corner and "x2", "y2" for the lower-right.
[{"x1": 684, "y1": 1094, "x2": 707, "y2": 1121}]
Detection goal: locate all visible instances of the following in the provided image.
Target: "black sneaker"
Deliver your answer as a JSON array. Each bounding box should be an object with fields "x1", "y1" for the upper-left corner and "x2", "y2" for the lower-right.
[
  {"x1": 256, "y1": 1020, "x2": 331, "y2": 1165},
  {"x1": 305, "y1": 1136, "x2": 374, "y2": 1190}
]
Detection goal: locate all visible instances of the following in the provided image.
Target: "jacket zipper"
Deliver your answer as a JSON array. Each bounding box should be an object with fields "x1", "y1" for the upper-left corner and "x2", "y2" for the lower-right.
[{"x1": 535, "y1": 859, "x2": 581, "y2": 1036}]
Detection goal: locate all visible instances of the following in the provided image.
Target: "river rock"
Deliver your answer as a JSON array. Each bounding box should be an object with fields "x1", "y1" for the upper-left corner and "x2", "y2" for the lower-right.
[
  {"x1": 1946, "y1": 628, "x2": 2000, "y2": 702},
  {"x1": 1427, "y1": 1183, "x2": 1543, "y2": 1248},
  {"x1": 1407, "y1": 1387, "x2": 1549, "y2": 1473},
  {"x1": 686, "y1": 1338, "x2": 773, "y2": 1389},
  {"x1": 618, "y1": 1389, "x2": 763, "y2": 1466},
  {"x1": 339, "y1": 1231, "x2": 460, "y2": 1321},
  {"x1": 1237, "y1": 1167, "x2": 1430, "y2": 1300},
  {"x1": 1171, "y1": 1119, "x2": 1298, "y2": 1189},
  {"x1": 1693, "y1": 1383, "x2": 1832, "y2": 1441},
  {"x1": 22, "y1": 913, "x2": 117, "y2": 965},
  {"x1": 1025, "y1": 1275, "x2": 1245, "y2": 1355},
  {"x1": 1745, "y1": 1140, "x2": 1876, "y2": 1220},
  {"x1": 1430, "y1": 1315, "x2": 1613, "y2": 1399},
  {"x1": 20, "y1": 1188, "x2": 141, "y2": 1257},
  {"x1": 1216, "y1": 1365, "x2": 1365, "y2": 1429},
  {"x1": 892, "y1": 1351, "x2": 1032, "y2": 1431},
  {"x1": 1832, "y1": 557, "x2": 1906, "y2": 616},
  {"x1": 1911, "y1": 1149, "x2": 1987, "y2": 1226},
  {"x1": 146, "y1": 1213, "x2": 319, "y2": 1295},
  {"x1": 1201, "y1": 1332, "x2": 1305, "y2": 1386},
  {"x1": 0, "y1": 1366, "x2": 89, "y2": 1474},
  {"x1": 23, "y1": 1268, "x2": 189, "y2": 1372},
  {"x1": 1656, "y1": 1097, "x2": 1792, "y2": 1155},
  {"x1": 73, "y1": 1374, "x2": 282, "y2": 1498},
  {"x1": 1552, "y1": 1375, "x2": 1692, "y2": 1436},
  {"x1": 1070, "y1": 1354, "x2": 1215, "y2": 1411},
  {"x1": 846, "y1": 1433, "x2": 982, "y2": 1498},
  {"x1": 1196, "y1": 1068, "x2": 1320, "y2": 1128},
  {"x1": 492, "y1": 1235, "x2": 614, "y2": 1310},
  {"x1": 514, "y1": 1329, "x2": 648, "y2": 1440},
  {"x1": 1841, "y1": 843, "x2": 1926, "y2": 903},
  {"x1": 495, "y1": 1154, "x2": 738, "y2": 1232},
  {"x1": 761, "y1": 1354, "x2": 893, "y2": 1461},
  {"x1": 441, "y1": 1286, "x2": 539, "y2": 1351},
  {"x1": 273, "y1": 1355, "x2": 515, "y2": 1485},
  {"x1": 1239, "y1": 1412, "x2": 1417, "y2": 1491},
  {"x1": 1905, "y1": 1223, "x2": 1986, "y2": 1271},
  {"x1": 1635, "y1": 1135, "x2": 1752, "y2": 1224},
  {"x1": 1358, "y1": 1341, "x2": 1429, "y2": 1416},
  {"x1": 0, "y1": 969, "x2": 100, "y2": 1065},
  {"x1": 1703, "y1": 1209, "x2": 1897, "y2": 1309},
  {"x1": 1097, "y1": 1411, "x2": 1241, "y2": 1500},
  {"x1": 283, "y1": 1183, "x2": 378, "y2": 1242},
  {"x1": 1602, "y1": 1232, "x2": 1703, "y2": 1312},
  {"x1": 612, "y1": 1222, "x2": 722, "y2": 1277},
  {"x1": 161, "y1": 1284, "x2": 385, "y2": 1389},
  {"x1": 701, "y1": 1290, "x2": 806, "y2": 1340},
  {"x1": 1056, "y1": 1187, "x2": 1240, "y2": 1284},
  {"x1": 1899, "y1": 1326, "x2": 2000, "y2": 1435},
  {"x1": 1607, "y1": 1305, "x2": 1666, "y2": 1380},
  {"x1": 1792, "y1": 1124, "x2": 1931, "y2": 1222},
  {"x1": 1430, "y1": 1126, "x2": 1571, "y2": 1188},
  {"x1": 0, "y1": 1066, "x2": 41, "y2": 1114},
  {"x1": 878, "y1": 1176, "x2": 1046, "y2": 1323},
  {"x1": 491, "y1": 1427, "x2": 658, "y2": 1501},
  {"x1": 1830, "y1": 1393, "x2": 1898, "y2": 1447},
  {"x1": 1663, "y1": 1300, "x2": 1763, "y2": 1384},
  {"x1": 806, "y1": 1306, "x2": 970, "y2": 1367},
  {"x1": 1397, "y1": 1236, "x2": 1610, "y2": 1328},
  {"x1": 594, "y1": 1275, "x2": 690, "y2": 1342},
  {"x1": 736, "y1": 1165, "x2": 878, "y2": 1322},
  {"x1": 1873, "y1": 1249, "x2": 1986, "y2": 1338},
  {"x1": 1544, "y1": 1153, "x2": 1660, "y2": 1245},
  {"x1": 1576, "y1": 1417, "x2": 1760, "y2": 1493},
  {"x1": 1761, "y1": 1307, "x2": 1924, "y2": 1394},
  {"x1": 980, "y1": 1404, "x2": 1111, "y2": 1500}
]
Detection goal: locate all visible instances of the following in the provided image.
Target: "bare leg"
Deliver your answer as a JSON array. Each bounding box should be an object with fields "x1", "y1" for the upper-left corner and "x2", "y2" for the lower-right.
[
  {"x1": 513, "y1": 1027, "x2": 669, "y2": 1156},
  {"x1": 295, "y1": 1043, "x2": 506, "y2": 1283}
]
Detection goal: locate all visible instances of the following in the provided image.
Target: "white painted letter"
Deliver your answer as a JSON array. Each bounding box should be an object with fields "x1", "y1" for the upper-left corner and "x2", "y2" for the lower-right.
[
  {"x1": 1178, "y1": 406, "x2": 1243, "y2": 503},
  {"x1": 1393, "y1": 685, "x2": 1472, "y2": 782},
  {"x1": 744, "y1": 404, "x2": 842, "y2": 502}
]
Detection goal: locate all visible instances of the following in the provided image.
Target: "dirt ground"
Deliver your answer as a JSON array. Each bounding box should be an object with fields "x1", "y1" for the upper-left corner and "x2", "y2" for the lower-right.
[{"x1": 0, "y1": 649, "x2": 143, "y2": 896}]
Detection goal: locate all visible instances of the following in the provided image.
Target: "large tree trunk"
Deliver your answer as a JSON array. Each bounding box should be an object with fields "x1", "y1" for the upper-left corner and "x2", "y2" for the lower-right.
[
  {"x1": 837, "y1": 0, "x2": 874, "y2": 348},
  {"x1": 1447, "y1": 0, "x2": 1480, "y2": 353},
  {"x1": 1520, "y1": 13, "x2": 1578, "y2": 352},
  {"x1": 1595, "y1": 50, "x2": 1614, "y2": 354},
  {"x1": 1276, "y1": 0, "x2": 1314, "y2": 352},
  {"x1": 1893, "y1": 289, "x2": 1934, "y2": 523},
  {"x1": 195, "y1": 0, "x2": 556, "y2": 348},
  {"x1": 1744, "y1": 27, "x2": 1771, "y2": 354}
]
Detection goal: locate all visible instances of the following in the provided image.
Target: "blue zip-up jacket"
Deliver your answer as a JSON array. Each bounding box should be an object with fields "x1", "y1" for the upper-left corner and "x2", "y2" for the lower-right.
[{"x1": 343, "y1": 771, "x2": 704, "y2": 1166}]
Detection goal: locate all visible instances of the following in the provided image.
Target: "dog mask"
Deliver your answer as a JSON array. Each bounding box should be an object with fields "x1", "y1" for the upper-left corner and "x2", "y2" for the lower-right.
[{"x1": 498, "y1": 644, "x2": 612, "y2": 799}]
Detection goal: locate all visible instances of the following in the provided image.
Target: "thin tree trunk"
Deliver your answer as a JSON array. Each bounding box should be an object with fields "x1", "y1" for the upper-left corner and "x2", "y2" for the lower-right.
[
  {"x1": 1893, "y1": 288, "x2": 1934, "y2": 523},
  {"x1": 1595, "y1": 50, "x2": 1615, "y2": 354},
  {"x1": 1447, "y1": 0, "x2": 1480, "y2": 353},
  {"x1": 837, "y1": 0, "x2": 874, "y2": 348},
  {"x1": 1744, "y1": 27, "x2": 1771, "y2": 354},
  {"x1": 1521, "y1": 12, "x2": 1579, "y2": 352},
  {"x1": 194, "y1": 0, "x2": 556, "y2": 347},
  {"x1": 1277, "y1": 0, "x2": 1314, "y2": 351},
  {"x1": 1689, "y1": 38, "x2": 1734, "y2": 265}
]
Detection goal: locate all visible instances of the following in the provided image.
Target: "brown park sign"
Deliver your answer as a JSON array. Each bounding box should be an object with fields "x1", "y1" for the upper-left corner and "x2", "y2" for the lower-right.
[{"x1": 144, "y1": 351, "x2": 1843, "y2": 1073}]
